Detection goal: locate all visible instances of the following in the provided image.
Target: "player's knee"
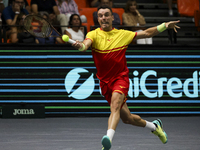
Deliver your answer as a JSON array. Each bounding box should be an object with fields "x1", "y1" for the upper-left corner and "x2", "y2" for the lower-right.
[
  {"x1": 110, "y1": 101, "x2": 121, "y2": 112},
  {"x1": 110, "y1": 93, "x2": 123, "y2": 112},
  {"x1": 110, "y1": 98, "x2": 122, "y2": 112}
]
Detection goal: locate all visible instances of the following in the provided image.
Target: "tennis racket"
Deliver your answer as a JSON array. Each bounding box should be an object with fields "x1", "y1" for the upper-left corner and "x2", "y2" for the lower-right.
[{"x1": 23, "y1": 14, "x2": 75, "y2": 44}]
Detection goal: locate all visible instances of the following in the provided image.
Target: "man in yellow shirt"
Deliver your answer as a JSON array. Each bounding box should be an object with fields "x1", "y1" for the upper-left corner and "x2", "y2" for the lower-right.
[{"x1": 72, "y1": 5, "x2": 180, "y2": 150}]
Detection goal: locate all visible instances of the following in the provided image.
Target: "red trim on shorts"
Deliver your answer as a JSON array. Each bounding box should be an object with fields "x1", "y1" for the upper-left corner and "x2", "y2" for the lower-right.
[
  {"x1": 112, "y1": 90, "x2": 127, "y2": 109},
  {"x1": 113, "y1": 90, "x2": 124, "y2": 95}
]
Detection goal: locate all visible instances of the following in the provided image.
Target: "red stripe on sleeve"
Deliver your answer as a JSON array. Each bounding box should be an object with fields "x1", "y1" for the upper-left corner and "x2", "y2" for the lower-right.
[
  {"x1": 132, "y1": 32, "x2": 137, "y2": 41},
  {"x1": 85, "y1": 38, "x2": 93, "y2": 43}
]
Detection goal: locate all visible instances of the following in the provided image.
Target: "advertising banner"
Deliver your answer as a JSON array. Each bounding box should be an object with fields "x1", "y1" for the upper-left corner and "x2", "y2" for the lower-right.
[{"x1": 0, "y1": 45, "x2": 199, "y2": 116}]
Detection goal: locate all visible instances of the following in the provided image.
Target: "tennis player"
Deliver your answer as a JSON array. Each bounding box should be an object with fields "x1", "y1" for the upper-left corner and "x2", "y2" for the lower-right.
[{"x1": 72, "y1": 5, "x2": 180, "y2": 150}]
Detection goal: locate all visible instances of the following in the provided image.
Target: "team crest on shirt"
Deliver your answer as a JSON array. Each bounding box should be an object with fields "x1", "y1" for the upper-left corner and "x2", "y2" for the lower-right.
[{"x1": 107, "y1": 38, "x2": 113, "y2": 41}]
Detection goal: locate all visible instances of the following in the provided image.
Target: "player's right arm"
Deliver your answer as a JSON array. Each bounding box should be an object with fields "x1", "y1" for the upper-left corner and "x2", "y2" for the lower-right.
[
  {"x1": 72, "y1": 30, "x2": 94, "y2": 52},
  {"x1": 72, "y1": 39, "x2": 92, "y2": 52},
  {"x1": 83, "y1": 39, "x2": 92, "y2": 51}
]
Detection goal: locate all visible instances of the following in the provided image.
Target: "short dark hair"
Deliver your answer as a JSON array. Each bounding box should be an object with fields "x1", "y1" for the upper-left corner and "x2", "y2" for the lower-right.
[
  {"x1": 97, "y1": 5, "x2": 113, "y2": 14},
  {"x1": 68, "y1": 14, "x2": 82, "y2": 28}
]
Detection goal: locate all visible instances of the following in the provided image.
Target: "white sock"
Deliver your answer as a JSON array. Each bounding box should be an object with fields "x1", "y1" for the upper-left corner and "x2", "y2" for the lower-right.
[
  {"x1": 145, "y1": 120, "x2": 156, "y2": 131},
  {"x1": 107, "y1": 129, "x2": 115, "y2": 142}
]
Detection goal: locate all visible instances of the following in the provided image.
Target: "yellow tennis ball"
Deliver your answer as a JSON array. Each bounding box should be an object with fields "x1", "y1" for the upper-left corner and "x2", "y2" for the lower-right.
[{"x1": 62, "y1": 35, "x2": 69, "y2": 42}]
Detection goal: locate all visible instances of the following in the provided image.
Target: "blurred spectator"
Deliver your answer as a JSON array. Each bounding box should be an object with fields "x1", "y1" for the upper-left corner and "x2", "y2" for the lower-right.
[
  {"x1": 93, "y1": 0, "x2": 120, "y2": 26},
  {"x1": 31, "y1": 0, "x2": 68, "y2": 33},
  {"x1": 123, "y1": 0, "x2": 145, "y2": 26},
  {"x1": 0, "y1": 0, "x2": 5, "y2": 38},
  {"x1": 56, "y1": 0, "x2": 87, "y2": 24},
  {"x1": 123, "y1": 0, "x2": 152, "y2": 44},
  {"x1": 24, "y1": 0, "x2": 31, "y2": 14},
  {"x1": 2, "y1": 0, "x2": 28, "y2": 26},
  {"x1": 10, "y1": 12, "x2": 36, "y2": 43},
  {"x1": 167, "y1": 0, "x2": 173, "y2": 16},
  {"x1": 90, "y1": 0, "x2": 100, "y2": 7},
  {"x1": 0, "y1": 0, "x2": 5, "y2": 19},
  {"x1": 8, "y1": 0, "x2": 31, "y2": 13},
  {"x1": 35, "y1": 11, "x2": 64, "y2": 44},
  {"x1": 3, "y1": 0, "x2": 9, "y2": 7},
  {"x1": 0, "y1": 0, "x2": 5, "y2": 10},
  {"x1": 2, "y1": 0, "x2": 29, "y2": 39},
  {"x1": 64, "y1": 14, "x2": 84, "y2": 42}
]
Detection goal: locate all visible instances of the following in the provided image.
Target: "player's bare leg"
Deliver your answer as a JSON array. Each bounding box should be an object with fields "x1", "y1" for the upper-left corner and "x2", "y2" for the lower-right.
[
  {"x1": 108, "y1": 92, "x2": 124, "y2": 130},
  {"x1": 120, "y1": 103, "x2": 168, "y2": 144},
  {"x1": 101, "y1": 92, "x2": 124, "y2": 150},
  {"x1": 120, "y1": 103, "x2": 146, "y2": 127}
]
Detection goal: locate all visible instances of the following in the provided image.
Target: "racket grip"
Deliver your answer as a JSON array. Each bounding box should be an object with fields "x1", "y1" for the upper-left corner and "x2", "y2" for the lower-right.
[{"x1": 68, "y1": 39, "x2": 76, "y2": 44}]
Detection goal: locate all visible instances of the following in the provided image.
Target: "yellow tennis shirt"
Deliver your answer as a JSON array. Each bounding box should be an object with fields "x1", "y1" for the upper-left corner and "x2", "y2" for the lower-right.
[{"x1": 86, "y1": 28, "x2": 137, "y2": 83}]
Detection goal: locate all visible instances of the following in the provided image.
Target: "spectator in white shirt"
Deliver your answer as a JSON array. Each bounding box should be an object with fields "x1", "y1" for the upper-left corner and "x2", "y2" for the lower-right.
[
  {"x1": 56, "y1": 0, "x2": 87, "y2": 23},
  {"x1": 64, "y1": 14, "x2": 84, "y2": 42}
]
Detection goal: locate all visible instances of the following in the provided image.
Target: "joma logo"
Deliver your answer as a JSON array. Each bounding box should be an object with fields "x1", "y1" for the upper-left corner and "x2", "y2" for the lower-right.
[{"x1": 13, "y1": 109, "x2": 35, "y2": 115}]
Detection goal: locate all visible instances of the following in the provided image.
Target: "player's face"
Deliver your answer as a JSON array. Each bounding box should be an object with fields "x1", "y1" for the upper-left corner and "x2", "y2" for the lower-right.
[{"x1": 97, "y1": 8, "x2": 114, "y2": 31}]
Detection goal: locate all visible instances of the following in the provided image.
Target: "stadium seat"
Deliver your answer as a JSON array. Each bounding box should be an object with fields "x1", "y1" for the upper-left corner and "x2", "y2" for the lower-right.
[
  {"x1": 74, "y1": 0, "x2": 90, "y2": 9},
  {"x1": 1, "y1": 38, "x2": 12, "y2": 43},
  {"x1": 194, "y1": 10, "x2": 200, "y2": 32},
  {"x1": 26, "y1": 0, "x2": 31, "y2": 6},
  {"x1": 79, "y1": 8, "x2": 97, "y2": 32},
  {"x1": 112, "y1": 8, "x2": 124, "y2": 25},
  {"x1": 177, "y1": 0, "x2": 199, "y2": 17}
]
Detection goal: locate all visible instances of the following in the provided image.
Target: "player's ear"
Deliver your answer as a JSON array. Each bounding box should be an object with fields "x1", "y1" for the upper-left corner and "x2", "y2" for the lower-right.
[{"x1": 112, "y1": 15, "x2": 114, "y2": 21}]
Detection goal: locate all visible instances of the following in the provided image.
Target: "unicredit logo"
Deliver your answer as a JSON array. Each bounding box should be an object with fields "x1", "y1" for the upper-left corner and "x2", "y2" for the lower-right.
[
  {"x1": 65, "y1": 68, "x2": 95, "y2": 99},
  {"x1": 65, "y1": 68, "x2": 199, "y2": 99},
  {"x1": 131, "y1": 70, "x2": 199, "y2": 98}
]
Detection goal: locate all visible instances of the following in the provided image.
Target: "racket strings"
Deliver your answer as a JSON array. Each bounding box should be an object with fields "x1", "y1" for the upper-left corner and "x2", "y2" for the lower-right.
[{"x1": 24, "y1": 15, "x2": 52, "y2": 38}]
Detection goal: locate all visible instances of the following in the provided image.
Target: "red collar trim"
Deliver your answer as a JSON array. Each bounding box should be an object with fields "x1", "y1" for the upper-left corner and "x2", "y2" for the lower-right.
[{"x1": 100, "y1": 27, "x2": 115, "y2": 31}]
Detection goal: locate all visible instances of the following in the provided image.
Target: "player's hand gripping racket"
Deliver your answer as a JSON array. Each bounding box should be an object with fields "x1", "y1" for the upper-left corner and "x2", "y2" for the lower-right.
[{"x1": 23, "y1": 14, "x2": 75, "y2": 44}]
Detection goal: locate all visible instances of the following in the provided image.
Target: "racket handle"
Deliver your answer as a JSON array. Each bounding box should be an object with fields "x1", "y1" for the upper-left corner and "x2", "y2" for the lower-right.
[{"x1": 68, "y1": 39, "x2": 76, "y2": 44}]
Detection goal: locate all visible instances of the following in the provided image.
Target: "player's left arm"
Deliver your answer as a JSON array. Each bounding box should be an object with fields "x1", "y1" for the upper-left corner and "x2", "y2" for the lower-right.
[{"x1": 134, "y1": 20, "x2": 180, "y2": 41}]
